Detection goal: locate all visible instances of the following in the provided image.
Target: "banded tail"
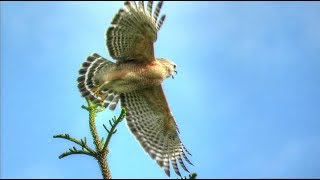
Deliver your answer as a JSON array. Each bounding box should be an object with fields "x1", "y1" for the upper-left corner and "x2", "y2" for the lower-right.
[{"x1": 77, "y1": 53, "x2": 121, "y2": 110}]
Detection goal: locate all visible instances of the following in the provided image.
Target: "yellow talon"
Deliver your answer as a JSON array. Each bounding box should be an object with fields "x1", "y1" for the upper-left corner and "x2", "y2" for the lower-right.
[{"x1": 94, "y1": 82, "x2": 110, "y2": 95}]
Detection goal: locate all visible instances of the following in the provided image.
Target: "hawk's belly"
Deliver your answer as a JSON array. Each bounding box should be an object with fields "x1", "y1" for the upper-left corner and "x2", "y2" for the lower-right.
[
  {"x1": 110, "y1": 78, "x2": 163, "y2": 93},
  {"x1": 108, "y1": 64, "x2": 166, "y2": 93}
]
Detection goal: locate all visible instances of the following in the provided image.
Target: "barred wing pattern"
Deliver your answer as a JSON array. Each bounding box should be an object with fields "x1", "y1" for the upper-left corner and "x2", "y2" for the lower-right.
[
  {"x1": 77, "y1": 53, "x2": 121, "y2": 110},
  {"x1": 107, "y1": 1, "x2": 166, "y2": 62},
  {"x1": 120, "y1": 85, "x2": 193, "y2": 177}
]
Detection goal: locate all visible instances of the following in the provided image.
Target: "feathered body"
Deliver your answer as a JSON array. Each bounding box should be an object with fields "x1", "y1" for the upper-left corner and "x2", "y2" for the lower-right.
[{"x1": 77, "y1": 1, "x2": 192, "y2": 177}]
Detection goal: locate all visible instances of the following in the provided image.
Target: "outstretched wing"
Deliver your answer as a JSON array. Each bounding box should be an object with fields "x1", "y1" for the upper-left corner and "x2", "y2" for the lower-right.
[
  {"x1": 107, "y1": 1, "x2": 166, "y2": 62},
  {"x1": 120, "y1": 85, "x2": 192, "y2": 177},
  {"x1": 77, "y1": 53, "x2": 121, "y2": 110}
]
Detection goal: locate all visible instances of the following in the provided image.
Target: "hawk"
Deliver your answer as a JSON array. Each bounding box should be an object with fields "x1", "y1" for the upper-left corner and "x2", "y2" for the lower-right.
[{"x1": 77, "y1": 1, "x2": 192, "y2": 177}]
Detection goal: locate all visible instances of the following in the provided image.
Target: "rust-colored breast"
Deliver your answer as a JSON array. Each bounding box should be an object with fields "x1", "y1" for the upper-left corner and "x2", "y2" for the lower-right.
[{"x1": 104, "y1": 60, "x2": 166, "y2": 93}]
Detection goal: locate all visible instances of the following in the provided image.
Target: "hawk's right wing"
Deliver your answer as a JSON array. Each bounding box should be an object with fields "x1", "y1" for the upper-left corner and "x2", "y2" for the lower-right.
[
  {"x1": 106, "y1": 1, "x2": 166, "y2": 62},
  {"x1": 120, "y1": 85, "x2": 193, "y2": 177}
]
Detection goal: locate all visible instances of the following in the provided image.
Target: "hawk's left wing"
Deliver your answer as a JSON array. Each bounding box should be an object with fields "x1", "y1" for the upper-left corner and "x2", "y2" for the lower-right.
[
  {"x1": 106, "y1": 1, "x2": 166, "y2": 62},
  {"x1": 120, "y1": 85, "x2": 192, "y2": 177}
]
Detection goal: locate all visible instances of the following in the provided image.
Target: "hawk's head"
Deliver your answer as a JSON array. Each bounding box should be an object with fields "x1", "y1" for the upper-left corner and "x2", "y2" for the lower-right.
[{"x1": 157, "y1": 58, "x2": 178, "y2": 79}]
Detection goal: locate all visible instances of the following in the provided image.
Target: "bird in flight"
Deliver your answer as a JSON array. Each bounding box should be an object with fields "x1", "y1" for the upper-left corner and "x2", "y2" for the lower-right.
[{"x1": 77, "y1": 1, "x2": 192, "y2": 177}]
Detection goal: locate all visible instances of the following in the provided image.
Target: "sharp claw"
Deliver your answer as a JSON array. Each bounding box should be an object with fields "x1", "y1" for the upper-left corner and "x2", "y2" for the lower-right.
[{"x1": 172, "y1": 75, "x2": 174, "y2": 79}]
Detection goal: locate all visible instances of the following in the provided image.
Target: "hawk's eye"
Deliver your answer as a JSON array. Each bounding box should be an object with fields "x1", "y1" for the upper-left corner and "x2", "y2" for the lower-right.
[{"x1": 173, "y1": 64, "x2": 176, "y2": 69}]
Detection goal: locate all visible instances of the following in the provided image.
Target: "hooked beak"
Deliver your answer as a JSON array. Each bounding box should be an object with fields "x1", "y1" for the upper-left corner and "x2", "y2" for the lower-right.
[{"x1": 172, "y1": 70, "x2": 178, "y2": 79}]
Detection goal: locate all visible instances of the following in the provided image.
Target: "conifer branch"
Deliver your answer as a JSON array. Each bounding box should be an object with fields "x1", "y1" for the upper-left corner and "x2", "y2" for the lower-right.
[{"x1": 53, "y1": 98, "x2": 125, "y2": 179}]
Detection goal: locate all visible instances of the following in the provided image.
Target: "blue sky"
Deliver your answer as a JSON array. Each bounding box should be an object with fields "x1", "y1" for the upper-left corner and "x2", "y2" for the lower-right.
[{"x1": 1, "y1": 1, "x2": 320, "y2": 178}]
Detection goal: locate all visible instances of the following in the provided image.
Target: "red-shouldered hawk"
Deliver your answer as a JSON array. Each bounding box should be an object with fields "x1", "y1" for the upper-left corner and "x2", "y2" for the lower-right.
[{"x1": 77, "y1": 1, "x2": 192, "y2": 177}]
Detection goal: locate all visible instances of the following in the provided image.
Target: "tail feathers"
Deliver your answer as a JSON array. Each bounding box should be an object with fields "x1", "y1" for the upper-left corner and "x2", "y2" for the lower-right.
[
  {"x1": 77, "y1": 53, "x2": 120, "y2": 110},
  {"x1": 101, "y1": 89, "x2": 121, "y2": 111}
]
